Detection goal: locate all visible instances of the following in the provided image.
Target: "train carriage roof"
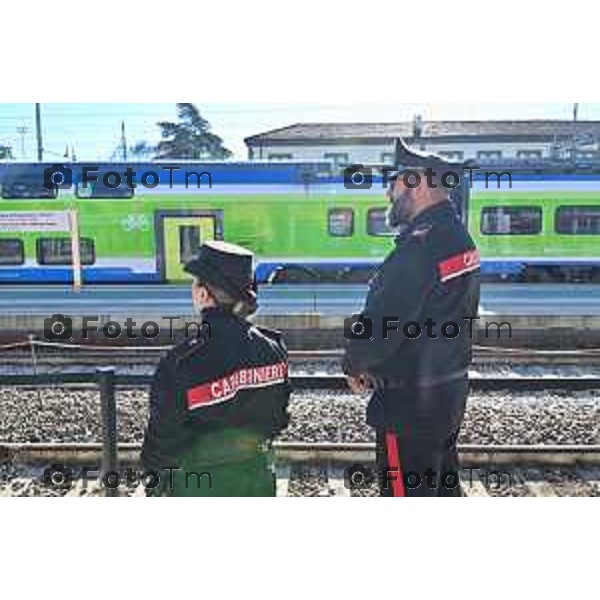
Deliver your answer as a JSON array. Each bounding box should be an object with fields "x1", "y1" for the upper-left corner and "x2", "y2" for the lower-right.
[
  {"x1": 0, "y1": 160, "x2": 334, "y2": 185},
  {"x1": 5, "y1": 160, "x2": 600, "y2": 194}
]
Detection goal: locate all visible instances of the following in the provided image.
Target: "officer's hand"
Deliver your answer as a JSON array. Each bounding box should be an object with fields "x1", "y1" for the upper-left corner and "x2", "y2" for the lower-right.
[{"x1": 347, "y1": 375, "x2": 371, "y2": 394}]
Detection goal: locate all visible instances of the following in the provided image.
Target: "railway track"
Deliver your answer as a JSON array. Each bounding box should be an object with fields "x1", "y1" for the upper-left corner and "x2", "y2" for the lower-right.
[
  {"x1": 0, "y1": 372, "x2": 599, "y2": 392},
  {"x1": 3, "y1": 342, "x2": 600, "y2": 366},
  {"x1": 2, "y1": 442, "x2": 600, "y2": 497},
  {"x1": 2, "y1": 341, "x2": 599, "y2": 496},
  {"x1": 2, "y1": 441, "x2": 600, "y2": 465}
]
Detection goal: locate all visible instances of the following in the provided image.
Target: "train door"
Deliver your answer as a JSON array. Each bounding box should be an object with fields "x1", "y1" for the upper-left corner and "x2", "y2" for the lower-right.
[{"x1": 156, "y1": 211, "x2": 223, "y2": 282}]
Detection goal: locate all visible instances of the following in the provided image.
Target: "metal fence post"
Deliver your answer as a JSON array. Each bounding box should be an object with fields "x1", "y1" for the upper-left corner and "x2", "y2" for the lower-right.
[
  {"x1": 97, "y1": 367, "x2": 118, "y2": 497},
  {"x1": 28, "y1": 334, "x2": 42, "y2": 405}
]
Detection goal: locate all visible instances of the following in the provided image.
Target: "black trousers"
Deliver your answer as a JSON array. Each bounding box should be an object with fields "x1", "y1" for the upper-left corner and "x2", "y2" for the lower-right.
[{"x1": 373, "y1": 379, "x2": 468, "y2": 497}]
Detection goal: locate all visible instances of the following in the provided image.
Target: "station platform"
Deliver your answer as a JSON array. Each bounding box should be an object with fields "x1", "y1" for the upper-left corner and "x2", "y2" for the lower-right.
[
  {"x1": 0, "y1": 283, "x2": 599, "y2": 349},
  {"x1": 1, "y1": 283, "x2": 600, "y2": 316}
]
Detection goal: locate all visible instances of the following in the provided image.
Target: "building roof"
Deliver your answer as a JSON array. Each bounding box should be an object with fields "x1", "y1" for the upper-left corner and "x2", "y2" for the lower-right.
[{"x1": 245, "y1": 120, "x2": 600, "y2": 146}]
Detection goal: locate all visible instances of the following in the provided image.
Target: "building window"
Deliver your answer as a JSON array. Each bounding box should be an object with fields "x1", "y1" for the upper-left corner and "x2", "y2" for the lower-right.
[
  {"x1": 37, "y1": 238, "x2": 96, "y2": 265},
  {"x1": 439, "y1": 151, "x2": 465, "y2": 160},
  {"x1": 556, "y1": 206, "x2": 600, "y2": 234},
  {"x1": 516, "y1": 150, "x2": 543, "y2": 160},
  {"x1": 574, "y1": 151, "x2": 597, "y2": 160},
  {"x1": 268, "y1": 153, "x2": 293, "y2": 160},
  {"x1": 477, "y1": 151, "x2": 503, "y2": 161},
  {"x1": 367, "y1": 208, "x2": 395, "y2": 236},
  {"x1": 481, "y1": 207, "x2": 542, "y2": 235},
  {"x1": 0, "y1": 239, "x2": 25, "y2": 265},
  {"x1": 324, "y1": 153, "x2": 350, "y2": 170},
  {"x1": 328, "y1": 209, "x2": 354, "y2": 237}
]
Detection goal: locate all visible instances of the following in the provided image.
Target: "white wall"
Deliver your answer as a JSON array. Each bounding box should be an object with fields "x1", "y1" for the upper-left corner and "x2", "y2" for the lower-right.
[
  {"x1": 251, "y1": 143, "x2": 395, "y2": 165},
  {"x1": 249, "y1": 140, "x2": 561, "y2": 163},
  {"x1": 427, "y1": 142, "x2": 550, "y2": 159}
]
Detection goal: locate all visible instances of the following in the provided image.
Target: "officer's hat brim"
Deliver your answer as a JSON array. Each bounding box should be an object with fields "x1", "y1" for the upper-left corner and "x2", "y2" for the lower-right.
[
  {"x1": 383, "y1": 137, "x2": 477, "y2": 182},
  {"x1": 183, "y1": 258, "x2": 222, "y2": 290},
  {"x1": 184, "y1": 258, "x2": 257, "y2": 305},
  {"x1": 183, "y1": 241, "x2": 257, "y2": 305}
]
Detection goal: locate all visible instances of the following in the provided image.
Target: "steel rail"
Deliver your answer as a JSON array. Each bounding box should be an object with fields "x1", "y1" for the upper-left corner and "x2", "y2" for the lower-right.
[
  {"x1": 0, "y1": 372, "x2": 599, "y2": 392},
  {"x1": 2, "y1": 442, "x2": 600, "y2": 467},
  {"x1": 4, "y1": 346, "x2": 600, "y2": 366}
]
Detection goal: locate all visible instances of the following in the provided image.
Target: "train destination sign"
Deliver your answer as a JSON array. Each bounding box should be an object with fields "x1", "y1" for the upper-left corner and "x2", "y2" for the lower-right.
[{"x1": 0, "y1": 211, "x2": 71, "y2": 232}]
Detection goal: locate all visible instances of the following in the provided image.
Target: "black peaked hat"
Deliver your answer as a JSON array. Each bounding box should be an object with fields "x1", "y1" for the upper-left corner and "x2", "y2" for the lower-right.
[
  {"x1": 385, "y1": 137, "x2": 476, "y2": 182},
  {"x1": 183, "y1": 240, "x2": 256, "y2": 304}
]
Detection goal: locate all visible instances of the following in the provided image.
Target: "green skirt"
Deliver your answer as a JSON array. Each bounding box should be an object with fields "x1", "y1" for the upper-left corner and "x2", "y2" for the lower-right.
[{"x1": 152, "y1": 429, "x2": 276, "y2": 497}]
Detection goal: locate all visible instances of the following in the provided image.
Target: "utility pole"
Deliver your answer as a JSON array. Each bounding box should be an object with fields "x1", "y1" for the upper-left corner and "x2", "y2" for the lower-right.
[
  {"x1": 16, "y1": 125, "x2": 29, "y2": 158},
  {"x1": 121, "y1": 120, "x2": 127, "y2": 161},
  {"x1": 571, "y1": 103, "x2": 580, "y2": 162},
  {"x1": 413, "y1": 114, "x2": 424, "y2": 150},
  {"x1": 35, "y1": 103, "x2": 43, "y2": 161}
]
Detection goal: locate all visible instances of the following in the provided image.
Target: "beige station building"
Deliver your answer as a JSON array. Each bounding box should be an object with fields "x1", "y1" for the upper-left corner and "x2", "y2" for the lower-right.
[{"x1": 245, "y1": 118, "x2": 600, "y2": 167}]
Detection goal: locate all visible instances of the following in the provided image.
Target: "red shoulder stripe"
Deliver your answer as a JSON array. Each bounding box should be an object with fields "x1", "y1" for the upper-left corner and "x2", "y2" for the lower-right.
[
  {"x1": 438, "y1": 249, "x2": 480, "y2": 283},
  {"x1": 186, "y1": 361, "x2": 288, "y2": 410}
]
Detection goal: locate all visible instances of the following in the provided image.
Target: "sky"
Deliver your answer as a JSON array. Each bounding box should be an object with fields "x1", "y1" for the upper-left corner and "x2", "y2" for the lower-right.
[{"x1": 0, "y1": 103, "x2": 597, "y2": 162}]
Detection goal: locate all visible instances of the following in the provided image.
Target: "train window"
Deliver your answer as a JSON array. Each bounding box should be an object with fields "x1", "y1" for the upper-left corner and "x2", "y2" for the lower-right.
[
  {"x1": 0, "y1": 239, "x2": 24, "y2": 265},
  {"x1": 477, "y1": 150, "x2": 503, "y2": 161},
  {"x1": 328, "y1": 209, "x2": 354, "y2": 237},
  {"x1": 37, "y1": 238, "x2": 95, "y2": 265},
  {"x1": 367, "y1": 208, "x2": 394, "y2": 236},
  {"x1": 179, "y1": 226, "x2": 200, "y2": 264},
  {"x1": 1, "y1": 182, "x2": 57, "y2": 199},
  {"x1": 76, "y1": 181, "x2": 134, "y2": 199},
  {"x1": 556, "y1": 206, "x2": 600, "y2": 234},
  {"x1": 516, "y1": 150, "x2": 543, "y2": 160},
  {"x1": 481, "y1": 207, "x2": 542, "y2": 235}
]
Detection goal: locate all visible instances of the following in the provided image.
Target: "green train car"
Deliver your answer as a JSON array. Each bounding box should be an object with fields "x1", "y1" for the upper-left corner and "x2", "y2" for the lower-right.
[{"x1": 0, "y1": 162, "x2": 599, "y2": 283}]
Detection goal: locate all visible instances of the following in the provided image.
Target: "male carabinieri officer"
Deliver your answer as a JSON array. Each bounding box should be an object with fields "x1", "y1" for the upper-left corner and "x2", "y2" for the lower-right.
[
  {"x1": 342, "y1": 139, "x2": 481, "y2": 497},
  {"x1": 141, "y1": 241, "x2": 291, "y2": 496}
]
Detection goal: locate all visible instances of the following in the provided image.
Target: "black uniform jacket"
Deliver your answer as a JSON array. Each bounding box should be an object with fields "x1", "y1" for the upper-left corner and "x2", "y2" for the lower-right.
[
  {"x1": 141, "y1": 307, "x2": 291, "y2": 472},
  {"x1": 342, "y1": 201, "x2": 481, "y2": 425}
]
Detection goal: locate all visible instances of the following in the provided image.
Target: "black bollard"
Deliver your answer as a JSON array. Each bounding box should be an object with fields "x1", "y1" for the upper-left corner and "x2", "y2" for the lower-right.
[{"x1": 98, "y1": 368, "x2": 118, "y2": 497}]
